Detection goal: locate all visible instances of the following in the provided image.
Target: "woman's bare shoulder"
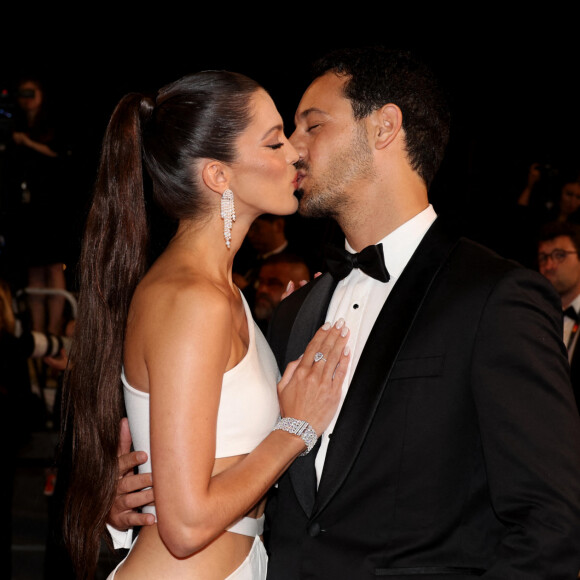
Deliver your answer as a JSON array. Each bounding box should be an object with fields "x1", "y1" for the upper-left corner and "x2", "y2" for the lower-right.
[
  {"x1": 135, "y1": 271, "x2": 231, "y2": 330},
  {"x1": 125, "y1": 273, "x2": 232, "y2": 389}
]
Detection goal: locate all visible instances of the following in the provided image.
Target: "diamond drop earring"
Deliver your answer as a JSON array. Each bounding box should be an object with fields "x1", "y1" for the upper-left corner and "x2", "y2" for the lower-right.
[{"x1": 220, "y1": 188, "x2": 236, "y2": 248}]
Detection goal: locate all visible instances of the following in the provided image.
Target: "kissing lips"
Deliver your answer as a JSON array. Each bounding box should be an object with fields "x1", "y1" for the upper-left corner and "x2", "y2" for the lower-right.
[{"x1": 292, "y1": 172, "x2": 305, "y2": 190}]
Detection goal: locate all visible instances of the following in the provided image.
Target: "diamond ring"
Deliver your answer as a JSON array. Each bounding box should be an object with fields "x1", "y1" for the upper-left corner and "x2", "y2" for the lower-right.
[{"x1": 314, "y1": 351, "x2": 327, "y2": 363}]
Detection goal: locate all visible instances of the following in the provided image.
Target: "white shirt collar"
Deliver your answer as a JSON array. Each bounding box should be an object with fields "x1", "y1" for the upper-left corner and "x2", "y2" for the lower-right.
[
  {"x1": 261, "y1": 240, "x2": 288, "y2": 260},
  {"x1": 568, "y1": 294, "x2": 580, "y2": 314},
  {"x1": 344, "y1": 204, "x2": 437, "y2": 282}
]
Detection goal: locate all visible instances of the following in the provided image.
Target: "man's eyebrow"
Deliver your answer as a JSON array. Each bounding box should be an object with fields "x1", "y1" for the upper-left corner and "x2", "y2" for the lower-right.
[{"x1": 297, "y1": 107, "x2": 328, "y2": 120}]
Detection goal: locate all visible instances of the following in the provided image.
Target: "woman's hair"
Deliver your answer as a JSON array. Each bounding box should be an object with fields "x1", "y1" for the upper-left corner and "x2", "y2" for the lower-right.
[{"x1": 61, "y1": 70, "x2": 261, "y2": 578}]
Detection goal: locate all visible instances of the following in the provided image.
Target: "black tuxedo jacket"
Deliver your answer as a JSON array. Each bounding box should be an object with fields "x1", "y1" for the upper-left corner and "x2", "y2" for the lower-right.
[
  {"x1": 265, "y1": 218, "x2": 580, "y2": 579},
  {"x1": 569, "y1": 338, "x2": 580, "y2": 415}
]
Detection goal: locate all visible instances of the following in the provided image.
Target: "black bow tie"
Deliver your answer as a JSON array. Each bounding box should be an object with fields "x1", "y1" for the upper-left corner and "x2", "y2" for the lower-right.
[
  {"x1": 563, "y1": 306, "x2": 578, "y2": 322},
  {"x1": 324, "y1": 243, "x2": 390, "y2": 283}
]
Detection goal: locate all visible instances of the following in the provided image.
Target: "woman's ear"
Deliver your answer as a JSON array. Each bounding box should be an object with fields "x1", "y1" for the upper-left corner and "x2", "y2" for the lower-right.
[
  {"x1": 201, "y1": 160, "x2": 230, "y2": 194},
  {"x1": 374, "y1": 103, "x2": 403, "y2": 150}
]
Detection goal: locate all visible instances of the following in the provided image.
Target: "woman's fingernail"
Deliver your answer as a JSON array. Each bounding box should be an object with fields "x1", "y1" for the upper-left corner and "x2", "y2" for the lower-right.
[
  {"x1": 343, "y1": 345, "x2": 350, "y2": 356},
  {"x1": 335, "y1": 318, "x2": 345, "y2": 329},
  {"x1": 286, "y1": 281, "x2": 293, "y2": 292},
  {"x1": 341, "y1": 325, "x2": 349, "y2": 337},
  {"x1": 322, "y1": 321, "x2": 332, "y2": 330}
]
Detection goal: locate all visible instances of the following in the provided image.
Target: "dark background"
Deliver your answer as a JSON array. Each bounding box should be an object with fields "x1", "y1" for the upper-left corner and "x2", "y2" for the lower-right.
[
  {"x1": 2, "y1": 19, "x2": 578, "y2": 579},
  {"x1": 2, "y1": 16, "x2": 579, "y2": 280}
]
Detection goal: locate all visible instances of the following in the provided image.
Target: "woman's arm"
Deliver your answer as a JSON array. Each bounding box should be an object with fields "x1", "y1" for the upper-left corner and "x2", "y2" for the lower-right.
[
  {"x1": 143, "y1": 284, "x2": 349, "y2": 558},
  {"x1": 12, "y1": 131, "x2": 58, "y2": 157}
]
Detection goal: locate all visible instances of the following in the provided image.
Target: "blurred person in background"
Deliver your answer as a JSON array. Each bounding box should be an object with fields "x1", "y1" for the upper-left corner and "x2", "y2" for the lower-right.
[
  {"x1": 537, "y1": 220, "x2": 580, "y2": 414},
  {"x1": 1, "y1": 75, "x2": 75, "y2": 336},
  {"x1": 253, "y1": 252, "x2": 311, "y2": 333},
  {"x1": 234, "y1": 215, "x2": 291, "y2": 290},
  {"x1": 234, "y1": 213, "x2": 309, "y2": 310}
]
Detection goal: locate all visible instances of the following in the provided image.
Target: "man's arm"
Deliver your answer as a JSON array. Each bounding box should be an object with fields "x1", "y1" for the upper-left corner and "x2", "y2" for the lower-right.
[
  {"x1": 106, "y1": 418, "x2": 155, "y2": 548},
  {"x1": 473, "y1": 268, "x2": 580, "y2": 577}
]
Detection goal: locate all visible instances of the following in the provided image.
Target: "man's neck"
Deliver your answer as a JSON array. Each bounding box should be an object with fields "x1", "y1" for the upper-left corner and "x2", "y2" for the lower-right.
[
  {"x1": 561, "y1": 290, "x2": 580, "y2": 311},
  {"x1": 339, "y1": 175, "x2": 429, "y2": 251},
  {"x1": 342, "y1": 203, "x2": 430, "y2": 251}
]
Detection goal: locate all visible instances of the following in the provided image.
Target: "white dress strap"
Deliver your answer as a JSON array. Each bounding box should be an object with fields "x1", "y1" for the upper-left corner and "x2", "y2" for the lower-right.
[{"x1": 227, "y1": 514, "x2": 265, "y2": 537}]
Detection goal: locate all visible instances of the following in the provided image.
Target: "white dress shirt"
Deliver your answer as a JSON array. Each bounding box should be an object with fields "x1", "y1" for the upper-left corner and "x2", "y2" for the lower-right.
[
  {"x1": 563, "y1": 294, "x2": 580, "y2": 362},
  {"x1": 315, "y1": 205, "x2": 437, "y2": 485}
]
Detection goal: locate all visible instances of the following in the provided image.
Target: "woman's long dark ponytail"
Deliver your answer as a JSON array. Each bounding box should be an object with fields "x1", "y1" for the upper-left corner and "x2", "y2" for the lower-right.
[
  {"x1": 61, "y1": 93, "x2": 150, "y2": 578},
  {"x1": 60, "y1": 71, "x2": 261, "y2": 578}
]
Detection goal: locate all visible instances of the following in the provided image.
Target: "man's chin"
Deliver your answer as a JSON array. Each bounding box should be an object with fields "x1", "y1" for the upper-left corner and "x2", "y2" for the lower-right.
[
  {"x1": 254, "y1": 303, "x2": 273, "y2": 321},
  {"x1": 296, "y1": 191, "x2": 334, "y2": 220},
  {"x1": 295, "y1": 188, "x2": 312, "y2": 217}
]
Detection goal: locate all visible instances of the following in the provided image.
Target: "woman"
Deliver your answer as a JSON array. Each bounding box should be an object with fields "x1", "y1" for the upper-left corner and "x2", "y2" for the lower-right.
[
  {"x1": 61, "y1": 70, "x2": 350, "y2": 579},
  {"x1": 7, "y1": 76, "x2": 72, "y2": 335}
]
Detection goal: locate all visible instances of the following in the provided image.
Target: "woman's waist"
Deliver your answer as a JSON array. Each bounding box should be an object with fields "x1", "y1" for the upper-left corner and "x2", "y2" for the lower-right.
[{"x1": 121, "y1": 521, "x2": 260, "y2": 579}]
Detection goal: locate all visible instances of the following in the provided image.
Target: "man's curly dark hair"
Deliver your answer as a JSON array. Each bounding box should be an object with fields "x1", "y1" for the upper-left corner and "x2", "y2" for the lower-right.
[{"x1": 311, "y1": 47, "x2": 451, "y2": 190}]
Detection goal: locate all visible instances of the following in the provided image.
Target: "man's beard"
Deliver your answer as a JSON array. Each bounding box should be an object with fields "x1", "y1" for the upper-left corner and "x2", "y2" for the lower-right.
[
  {"x1": 254, "y1": 296, "x2": 275, "y2": 321},
  {"x1": 296, "y1": 123, "x2": 374, "y2": 220},
  {"x1": 295, "y1": 167, "x2": 342, "y2": 220},
  {"x1": 295, "y1": 186, "x2": 336, "y2": 220}
]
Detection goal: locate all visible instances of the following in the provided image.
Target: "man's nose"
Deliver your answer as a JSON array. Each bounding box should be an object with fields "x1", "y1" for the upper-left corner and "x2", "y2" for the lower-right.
[
  {"x1": 289, "y1": 131, "x2": 305, "y2": 157},
  {"x1": 541, "y1": 256, "x2": 557, "y2": 270}
]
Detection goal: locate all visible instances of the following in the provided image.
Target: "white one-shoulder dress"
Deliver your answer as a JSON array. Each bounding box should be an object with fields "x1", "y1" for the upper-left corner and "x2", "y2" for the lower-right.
[{"x1": 107, "y1": 292, "x2": 280, "y2": 579}]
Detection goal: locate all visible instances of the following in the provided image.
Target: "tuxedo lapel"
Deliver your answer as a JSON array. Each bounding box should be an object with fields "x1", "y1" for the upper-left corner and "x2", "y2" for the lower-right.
[
  {"x1": 284, "y1": 273, "x2": 337, "y2": 367},
  {"x1": 569, "y1": 344, "x2": 580, "y2": 415},
  {"x1": 285, "y1": 272, "x2": 337, "y2": 516},
  {"x1": 314, "y1": 219, "x2": 458, "y2": 514}
]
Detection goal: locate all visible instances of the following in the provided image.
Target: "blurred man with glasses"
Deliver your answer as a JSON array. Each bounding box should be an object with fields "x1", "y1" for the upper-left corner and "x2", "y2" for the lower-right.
[{"x1": 538, "y1": 220, "x2": 580, "y2": 413}]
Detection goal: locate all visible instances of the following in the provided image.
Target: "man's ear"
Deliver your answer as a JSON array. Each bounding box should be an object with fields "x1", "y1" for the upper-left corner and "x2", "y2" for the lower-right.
[
  {"x1": 201, "y1": 160, "x2": 230, "y2": 194},
  {"x1": 374, "y1": 103, "x2": 403, "y2": 150}
]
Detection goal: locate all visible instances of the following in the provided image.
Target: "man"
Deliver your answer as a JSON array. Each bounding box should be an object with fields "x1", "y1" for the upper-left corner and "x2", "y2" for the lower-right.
[
  {"x1": 109, "y1": 48, "x2": 580, "y2": 578},
  {"x1": 253, "y1": 252, "x2": 311, "y2": 333},
  {"x1": 233, "y1": 213, "x2": 305, "y2": 310},
  {"x1": 233, "y1": 214, "x2": 291, "y2": 292},
  {"x1": 263, "y1": 47, "x2": 580, "y2": 579},
  {"x1": 537, "y1": 220, "x2": 580, "y2": 413}
]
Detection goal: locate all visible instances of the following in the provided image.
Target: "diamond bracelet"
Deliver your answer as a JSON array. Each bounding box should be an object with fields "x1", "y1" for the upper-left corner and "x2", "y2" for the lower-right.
[{"x1": 273, "y1": 417, "x2": 318, "y2": 456}]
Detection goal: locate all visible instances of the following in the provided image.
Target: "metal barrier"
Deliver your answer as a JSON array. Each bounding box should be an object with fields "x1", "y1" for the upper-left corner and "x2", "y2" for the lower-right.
[
  {"x1": 15, "y1": 287, "x2": 78, "y2": 319},
  {"x1": 13, "y1": 287, "x2": 78, "y2": 424}
]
